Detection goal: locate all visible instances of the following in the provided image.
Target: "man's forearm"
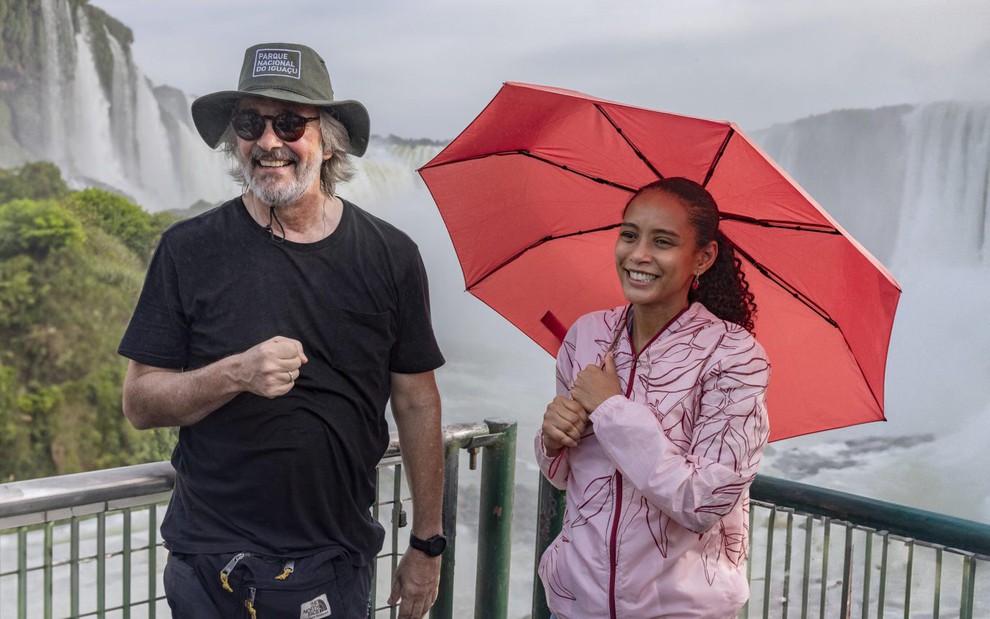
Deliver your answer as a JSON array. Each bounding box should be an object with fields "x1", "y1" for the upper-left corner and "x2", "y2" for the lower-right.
[
  {"x1": 390, "y1": 371, "x2": 445, "y2": 537},
  {"x1": 401, "y1": 424, "x2": 445, "y2": 537},
  {"x1": 122, "y1": 335, "x2": 308, "y2": 430},
  {"x1": 122, "y1": 358, "x2": 244, "y2": 429}
]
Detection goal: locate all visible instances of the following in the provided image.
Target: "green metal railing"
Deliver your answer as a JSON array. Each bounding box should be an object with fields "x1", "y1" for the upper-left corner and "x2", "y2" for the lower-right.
[
  {"x1": 7, "y1": 424, "x2": 989, "y2": 618},
  {"x1": 745, "y1": 476, "x2": 990, "y2": 618},
  {"x1": 533, "y1": 474, "x2": 990, "y2": 618},
  {"x1": 0, "y1": 464, "x2": 171, "y2": 618},
  {"x1": 0, "y1": 419, "x2": 517, "y2": 619}
]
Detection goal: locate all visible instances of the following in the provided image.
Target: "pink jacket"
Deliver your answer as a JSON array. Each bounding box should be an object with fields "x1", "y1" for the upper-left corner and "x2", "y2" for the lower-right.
[{"x1": 536, "y1": 303, "x2": 770, "y2": 619}]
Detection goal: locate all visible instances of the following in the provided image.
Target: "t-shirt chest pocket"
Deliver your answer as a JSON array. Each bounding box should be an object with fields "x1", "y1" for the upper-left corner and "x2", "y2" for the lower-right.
[{"x1": 325, "y1": 307, "x2": 394, "y2": 372}]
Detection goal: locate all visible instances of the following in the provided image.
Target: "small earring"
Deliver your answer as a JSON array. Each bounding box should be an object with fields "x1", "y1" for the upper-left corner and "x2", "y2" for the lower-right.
[{"x1": 691, "y1": 274, "x2": 700, "y2": 290}]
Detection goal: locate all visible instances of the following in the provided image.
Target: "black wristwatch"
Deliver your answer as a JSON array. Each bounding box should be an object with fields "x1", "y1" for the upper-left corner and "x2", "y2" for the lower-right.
[{"x1": 409, "y1": 533, "x2": 447, "y2": 557}]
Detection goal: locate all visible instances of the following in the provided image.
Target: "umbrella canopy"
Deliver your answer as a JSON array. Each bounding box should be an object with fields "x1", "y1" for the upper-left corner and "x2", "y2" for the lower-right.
[{"x1": 419, "y1": 82, "x2": 901, "y2": 442}]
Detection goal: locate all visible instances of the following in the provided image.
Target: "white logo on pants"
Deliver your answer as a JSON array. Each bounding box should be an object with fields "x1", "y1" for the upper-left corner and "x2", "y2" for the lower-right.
[{"x1": 300, "y1": 593, "x2": 332, "y2": 618}]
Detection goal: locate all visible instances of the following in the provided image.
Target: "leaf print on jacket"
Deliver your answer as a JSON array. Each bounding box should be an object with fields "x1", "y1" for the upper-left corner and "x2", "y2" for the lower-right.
[{"x1": 536, "y1": 303, "x2": 770, "y2": 619}]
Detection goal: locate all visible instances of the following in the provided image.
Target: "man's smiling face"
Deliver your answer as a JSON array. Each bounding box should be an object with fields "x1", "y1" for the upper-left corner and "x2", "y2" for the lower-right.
[{"x1": 235, "y1": 96, "x2": 329, "y2": 208}]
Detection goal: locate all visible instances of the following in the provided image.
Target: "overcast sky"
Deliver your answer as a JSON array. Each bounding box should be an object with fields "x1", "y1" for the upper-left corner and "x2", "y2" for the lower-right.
[{"x1": 88, "y1": 0, "x2": 990, "y2": 140}]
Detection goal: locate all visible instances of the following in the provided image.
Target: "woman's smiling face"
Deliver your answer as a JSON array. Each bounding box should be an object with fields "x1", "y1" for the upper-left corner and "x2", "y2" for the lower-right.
[{"x1": 615, "y1": 190, "x2": 716, "y2": 315}]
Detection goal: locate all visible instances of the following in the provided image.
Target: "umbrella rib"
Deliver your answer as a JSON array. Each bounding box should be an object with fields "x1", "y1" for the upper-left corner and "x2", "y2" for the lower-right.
[
  {"x1": 421, "y1": 149, "x2": 639, "y2": 194},
  {"x1": 720, "y1": 213, "x2": 840, "y2": 234},
  {"x1": 732, "y1": 245, "x2": 839, "y2": 328},
  {"x1": 517, "y1": 151, "x2": 638, "y2": 192},
  {"x1": 418, "y1": 150, "x2": 506, "y2": 170},
  {"x1": 466, "y1": 222, "x2": 622, "y2": 290},
  {"x1": 594, "y1": 104, "x2": 664, "y2": 180},
  {"x1": 702, "y1": 129, "x2": 735, "y2": 188},
  {"x1": 738, "y1": 241, "x2": 888, "y2": 420}
]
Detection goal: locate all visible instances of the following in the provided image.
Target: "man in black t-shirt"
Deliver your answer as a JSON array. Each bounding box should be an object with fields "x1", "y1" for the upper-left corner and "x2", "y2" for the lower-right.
[{"x1": 118, "y1": 42, "x2": 446, "y2": 619}]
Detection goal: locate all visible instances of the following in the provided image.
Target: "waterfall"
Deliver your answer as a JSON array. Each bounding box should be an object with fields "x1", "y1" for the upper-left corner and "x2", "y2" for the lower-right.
[
  {"x1": 18, "y1": 2, "x2": 990, "y2": 265},
  {"x1": 16, "y1": 0, "x2": 451, "y2": 213},
  {"x1": 162, "y1": 90, "x2": 237, "y2": 208},
  {"x1": 131, "y1": 69, "x2": 180, "y2": 206},
  {"x1": 895, "y1": 102, "x2": 990, "y2": 266},
  {"x1": 39, "y1": 0, "x2": 75, "y2": 165},
  {"x1": 344, "y1": 139, "x2": 444, "y2": 208},
  {"x1": 67, "y1": 14, "x2": 128, "y2": 190},
  {"x1": 11, "y1": 0, "x2": 990, "y2": 530},
  {"x1": 106, "y1": 32, "x2": 139, "y2": 184},
  {"x1": 755, "y1": 102, "x2": 990, "y2": 523},
  {"x1": 7, "y1": 9, "x2": 990, "y2": 616},
  {"x1": 753, "y1": 101, "x2": 990, "y2": 271},
  {"x1": 14, "y1": 0, "x2": 237, "y2": 211}
]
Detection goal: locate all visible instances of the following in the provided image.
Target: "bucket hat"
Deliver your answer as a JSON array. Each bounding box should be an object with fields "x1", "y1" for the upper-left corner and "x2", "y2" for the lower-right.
[{"x1": 191, "y1": 42, "x2": 370, "y2": 156}]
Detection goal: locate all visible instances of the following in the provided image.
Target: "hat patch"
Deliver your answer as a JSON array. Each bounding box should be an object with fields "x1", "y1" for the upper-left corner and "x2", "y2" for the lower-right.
[{"x1": 253, "y1": 48, "x2": 302, "y2": 79}]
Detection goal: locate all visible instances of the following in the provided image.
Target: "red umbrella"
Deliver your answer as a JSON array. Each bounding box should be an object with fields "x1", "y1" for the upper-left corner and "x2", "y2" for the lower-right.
[{"x1": 419, "y1": 82, "x2": 901, "y2": 442}]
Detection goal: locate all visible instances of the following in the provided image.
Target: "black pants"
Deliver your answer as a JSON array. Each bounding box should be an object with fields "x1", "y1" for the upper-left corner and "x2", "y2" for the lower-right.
[{"x1": 164, "y1": 550, "x2": 373, "y2": 618}]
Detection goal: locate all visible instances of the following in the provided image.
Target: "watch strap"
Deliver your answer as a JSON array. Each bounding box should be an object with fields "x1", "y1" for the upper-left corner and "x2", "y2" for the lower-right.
[{"x1": 409, "y1": 533, "x2": 447, "y2": 557}]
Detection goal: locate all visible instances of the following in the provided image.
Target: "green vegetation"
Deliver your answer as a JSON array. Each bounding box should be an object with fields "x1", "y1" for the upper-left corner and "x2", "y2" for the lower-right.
[
  {"x1": 0, "y1": 162, "x2": 179, "y2": 481},
  {"x1": 0, "y1": 160, "x2": 69, "y2": 203}
]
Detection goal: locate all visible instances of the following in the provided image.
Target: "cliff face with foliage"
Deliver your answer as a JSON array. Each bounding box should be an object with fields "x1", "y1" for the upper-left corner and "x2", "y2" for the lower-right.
[
  {"x1": 0, "y1": 0, "x2": 46, "y2": 164},
  {"x1": 0, "y1": 161, "x2": 178, "y2": 480}
]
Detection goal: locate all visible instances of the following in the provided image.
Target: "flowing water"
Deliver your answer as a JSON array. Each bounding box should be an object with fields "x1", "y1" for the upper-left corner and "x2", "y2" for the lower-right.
[
  {"x1": 346, "y1": 117, "x2": 990, "y2": 615},
  {"x1": 3, "y1": 1, "x2": 989, "y2": 616}
]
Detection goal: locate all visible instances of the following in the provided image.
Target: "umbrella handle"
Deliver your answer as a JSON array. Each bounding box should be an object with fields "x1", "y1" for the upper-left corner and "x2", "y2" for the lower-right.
[{"x1": 540, "y1": 311, "x2": 568, "y2": 344}]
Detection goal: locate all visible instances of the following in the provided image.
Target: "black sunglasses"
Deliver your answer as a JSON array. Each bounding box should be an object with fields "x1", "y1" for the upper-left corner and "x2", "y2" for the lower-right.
[{"x1": 230, "y1": 110, "x2": 320, "y2": 142}]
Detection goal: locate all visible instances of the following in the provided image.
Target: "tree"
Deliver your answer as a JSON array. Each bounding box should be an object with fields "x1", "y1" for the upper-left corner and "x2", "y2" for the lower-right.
[
  {"x1": 64, "y1": 188, "x2": 161, "y2": 260},
  {"x1": 0, "y1": 161, "x2": 70, "y2": 204},
  {"x1": 0, "y1": 169, "x2": 179, "y2": 480},
  {"x1": 0, "y1": 198, "x2": 85, "y2": 260}
]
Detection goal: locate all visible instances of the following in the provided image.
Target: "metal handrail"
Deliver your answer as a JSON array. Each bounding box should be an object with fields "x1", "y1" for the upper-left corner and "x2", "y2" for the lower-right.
[
  {"x1": 0, "y1": 419, "x2": 519, "y2": 619},
  {"x1": 533, "y1": 473, "x2": 990, "y2": 619},
  {"x1": 750, "y1": 475, "x2": 990, "y2": 559},
  {"x1": 0, "y1": 463, "x2": 174, "y2": 524},
  {"x1": 0, "y1": 421, "x2": 497, "y2": 523}
]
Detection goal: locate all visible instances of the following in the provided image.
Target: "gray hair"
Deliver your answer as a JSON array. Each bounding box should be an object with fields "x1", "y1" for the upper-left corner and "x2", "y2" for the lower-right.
[{"x1": 219, "y1": 109, "x2": 357, "y2": 197}]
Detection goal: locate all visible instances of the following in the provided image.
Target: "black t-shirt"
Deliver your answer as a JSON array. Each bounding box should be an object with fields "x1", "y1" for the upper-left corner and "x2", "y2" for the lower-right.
[{"x1": 118, "y1": 197, "x2": 444, "y2": 562}]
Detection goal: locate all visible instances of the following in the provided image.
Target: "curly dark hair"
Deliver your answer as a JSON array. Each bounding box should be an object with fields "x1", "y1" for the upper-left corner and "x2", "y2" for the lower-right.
[{"x1": 629, "y1": 177, "x2": 758, "y2": 332}]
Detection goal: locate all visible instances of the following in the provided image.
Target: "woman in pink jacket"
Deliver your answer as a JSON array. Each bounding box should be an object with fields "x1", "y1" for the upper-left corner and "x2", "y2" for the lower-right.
[{"x1": 536, "y1": 177, "x2": 771, "y2": 619}]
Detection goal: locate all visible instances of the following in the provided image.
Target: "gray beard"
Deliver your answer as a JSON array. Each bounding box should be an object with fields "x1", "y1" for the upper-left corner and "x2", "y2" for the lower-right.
[{"x1": 241, "y1": 149, "x2": 322, "y2": 207}]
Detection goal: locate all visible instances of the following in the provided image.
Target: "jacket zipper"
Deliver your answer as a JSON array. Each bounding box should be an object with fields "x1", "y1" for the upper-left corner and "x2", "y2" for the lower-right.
[
  {"x1": 609, "y1": 469, "x2": 623, "y2": 619},
  {"x1": 609, "y1": 369, "x2": 636, "y2": 619},
  {"x1": 608, "y1": 304, "x2": 689, "y2": 619}
]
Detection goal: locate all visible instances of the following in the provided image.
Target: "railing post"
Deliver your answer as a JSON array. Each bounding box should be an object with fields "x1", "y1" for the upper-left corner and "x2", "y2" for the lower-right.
[
  {"x1": 123, "y1": 510, "x2": 132, "y2": 619},
  {"x1": 782, "y1": 511, "x2": 794, "y2": 619},
  {"x1": 474, "y1": 419, "x2": 516, "y2": 619},
  {"x1": 98, "y1": 512, "x2": 107, "y2": 618},
  {"x1": 763, "y1": 507, "x2": 776, "y2": 619},
  {"x1": 531, "y1": 475, "x2": 565, "y2": 619},
  {"x1": 959, "y1": 554, "x2": 976, "y2": 619},
  {"x1": 71, "y1": 516, "x2": 80, "y2": 618},
  {"x1": 45, "y1": 522, "x2": 54, "y2": 619},
  {"x1": 820, "y1": 518, "x2": 831, "y2": 619},
  {"x1": 18, "y1": 528, "x2": 27, "y2": 619},
  {"x1": 839, "y1": 526, "x2": 853, "y2": 619},
  {"x1": 148, "y1": 504, "x2": 158, "y2": 619},
  {"x1": 431, "y1": 441, "x2": 461, "y2": 619}
]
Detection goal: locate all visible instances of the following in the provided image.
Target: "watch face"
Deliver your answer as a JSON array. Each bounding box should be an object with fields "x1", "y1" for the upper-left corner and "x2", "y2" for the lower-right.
[
  {"x1": 412, "y1": 534, "x2": 447, "y2": 556},
  {"x1": 428, "y1": 535, "x2": 447, "y2": 555}
]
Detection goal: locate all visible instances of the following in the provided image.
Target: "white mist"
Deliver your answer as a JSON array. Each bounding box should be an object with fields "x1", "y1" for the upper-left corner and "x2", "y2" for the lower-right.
[{"x1": 19, "y1": 5, "x2": 990, "y2": 614}]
